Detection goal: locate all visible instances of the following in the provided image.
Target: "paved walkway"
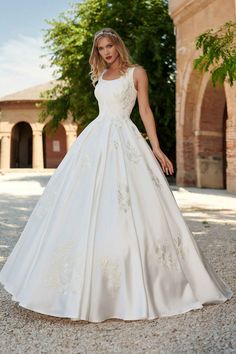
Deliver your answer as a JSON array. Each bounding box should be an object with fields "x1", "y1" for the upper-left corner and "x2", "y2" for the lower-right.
[{"x1": 0, "y1": 172, "x2": 235, "y2": 354}]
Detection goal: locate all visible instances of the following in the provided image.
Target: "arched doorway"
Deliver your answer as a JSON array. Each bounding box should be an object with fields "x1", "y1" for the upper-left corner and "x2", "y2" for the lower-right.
[
  {"x1": 177, "y1": 68, "x2": 203, "y2": 186},
  {"x1": 43, "y1": 123, "x2": 67, "y2": 168},
  {"x1": 10, "y1": 122, "x2": 32, "y2": 168},
  {"x1": 196, "y1": 81, "x2": 227, "y2": 188}
]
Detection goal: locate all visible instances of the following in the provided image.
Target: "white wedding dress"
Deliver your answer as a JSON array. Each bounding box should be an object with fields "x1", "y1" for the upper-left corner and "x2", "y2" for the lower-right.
[{"x1": 0, "y1": 66, "x2": 233, "y2": 322}]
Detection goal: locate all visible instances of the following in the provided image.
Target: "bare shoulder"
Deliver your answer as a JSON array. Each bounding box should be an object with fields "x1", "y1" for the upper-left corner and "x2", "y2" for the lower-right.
[
  {"x1": 133, "y1": 65, "x2": 147, "y2": 78},
  {"x1": 132, "y1": 65, "x2": 148, "y2": 91}
]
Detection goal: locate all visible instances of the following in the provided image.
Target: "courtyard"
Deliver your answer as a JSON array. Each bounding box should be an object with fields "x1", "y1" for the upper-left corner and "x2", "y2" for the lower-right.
[{"x1": 0, "y1": 172, "x2": 235, "y2": 354}]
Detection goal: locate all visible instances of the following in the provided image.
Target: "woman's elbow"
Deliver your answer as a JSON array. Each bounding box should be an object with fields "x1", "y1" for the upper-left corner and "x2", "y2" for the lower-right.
[{"x1": 139, "y1": 105, "x2": 151, "y2": 118}]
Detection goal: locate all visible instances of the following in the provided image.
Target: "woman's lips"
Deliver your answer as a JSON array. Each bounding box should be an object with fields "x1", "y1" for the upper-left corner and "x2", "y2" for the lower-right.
[{"x1": 106, "y1": 56, "x2": 112, "y2": 59}]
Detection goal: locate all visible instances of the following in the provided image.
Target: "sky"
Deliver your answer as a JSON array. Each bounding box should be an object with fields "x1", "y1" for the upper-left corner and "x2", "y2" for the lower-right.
[{"x1": 0, "y1": 0, "x2": 74, "y2": 97}]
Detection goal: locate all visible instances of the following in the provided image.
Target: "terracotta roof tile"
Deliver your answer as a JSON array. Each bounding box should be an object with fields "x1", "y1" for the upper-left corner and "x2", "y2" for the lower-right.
[{"x1": 0, "y1": 81, "x2": 56, "y2": 102}]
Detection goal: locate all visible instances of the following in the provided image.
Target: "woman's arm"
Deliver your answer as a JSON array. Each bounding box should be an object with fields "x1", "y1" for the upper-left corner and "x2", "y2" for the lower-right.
[{"x1": 134, "y1": 66, "x2": 174, "y2": 175}]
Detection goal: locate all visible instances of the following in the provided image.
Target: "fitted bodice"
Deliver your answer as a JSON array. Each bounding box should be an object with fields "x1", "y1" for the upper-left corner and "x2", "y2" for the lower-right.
[{"x1": 94, "y1": 67, "x2": 137, "y2": 122}]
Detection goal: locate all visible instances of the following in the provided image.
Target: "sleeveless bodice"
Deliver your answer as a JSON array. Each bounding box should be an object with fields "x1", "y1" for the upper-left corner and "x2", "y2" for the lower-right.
[{"x1": 94, "y1": 67, "x2": 137, "y2": 123}]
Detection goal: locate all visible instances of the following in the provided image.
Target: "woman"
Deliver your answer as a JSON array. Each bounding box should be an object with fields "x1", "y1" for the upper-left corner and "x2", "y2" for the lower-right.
[{"x1": 0, "y1": 27, "x2": 233, "y2": 323}]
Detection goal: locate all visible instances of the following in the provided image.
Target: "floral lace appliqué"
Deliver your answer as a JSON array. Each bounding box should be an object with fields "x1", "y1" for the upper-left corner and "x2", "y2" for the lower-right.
[
  {"x1": 98, "y1": 257, "x2": 121, "y2": 295},
  {"x1": 121, "y1": 71, "x2": 135, "y2": 113},
  {"x1": 150, "y1": 233, "x2": 188, "y2": 272},
  {"x1": 117, "y1": 183, "x2": 131, "y2": 212},
  {"x1": 126, "y1": 140, "x2": 141, "y2": 163},
  {"x1": 173, "y1": 232, "x2": 188, "y2": 259},
  {"x1": 122, "y1": 82, "x2": 133, "y2": 110},
  {"x1": 111, "y1": 117, "x2": 130, "y2": 128},
  {"x1": 147, "y1": 165, "x2": 161, "y2": 189},
  {"x1": 131, "y1": 124, "x2": 143, "y2": 139},
  {"x1": 110, "y1": 139, "x2": 119, "y2": 150},
  {"x1": 152, "y1": 243, "x2": 181, "y2": 271},
  {"x1": 42, "y1": 240, "x2": 82, "y2": 294}
]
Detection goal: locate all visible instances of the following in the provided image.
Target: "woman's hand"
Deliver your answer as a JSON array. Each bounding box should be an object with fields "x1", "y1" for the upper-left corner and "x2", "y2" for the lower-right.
[{"x1": 152, "y1": 148, "x2": 174, "y2": 175}]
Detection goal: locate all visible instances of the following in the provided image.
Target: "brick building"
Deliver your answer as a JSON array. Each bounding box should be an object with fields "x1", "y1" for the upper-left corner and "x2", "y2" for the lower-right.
[
  {"x1": 168, "y1": 0, "x2": 236, "y2": 192},
  {"x1": 0, "y1": 82, "x2": 78, "y2": 170}
]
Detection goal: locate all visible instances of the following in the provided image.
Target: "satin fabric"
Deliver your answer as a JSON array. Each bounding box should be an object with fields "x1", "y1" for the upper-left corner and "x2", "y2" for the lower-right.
[{"x1": 0, "y1": 67, "x2": 233, "y2": 322}]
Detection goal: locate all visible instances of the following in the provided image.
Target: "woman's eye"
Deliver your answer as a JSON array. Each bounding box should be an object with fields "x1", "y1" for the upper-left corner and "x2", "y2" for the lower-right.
[{"x1": 97, "y1": 44, "x2": 112, "y2": 51}]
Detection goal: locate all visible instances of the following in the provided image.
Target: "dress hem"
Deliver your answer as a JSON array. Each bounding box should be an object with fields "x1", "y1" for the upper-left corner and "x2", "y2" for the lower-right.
[{"x1": 0, "y1": 279, "x2": 233, "y2": 323}]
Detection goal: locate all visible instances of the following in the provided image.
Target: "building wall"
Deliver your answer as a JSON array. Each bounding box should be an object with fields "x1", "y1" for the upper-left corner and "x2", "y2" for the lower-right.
[
  {"x1": 43, "y1": 123, "x2": 67, "y2": 168},
  {"x1": 0, "y1": 101, "x2": 78, "y2": 170},
  {"x1": 168, "y1": 0, "x2": 236, "y2": 192}
]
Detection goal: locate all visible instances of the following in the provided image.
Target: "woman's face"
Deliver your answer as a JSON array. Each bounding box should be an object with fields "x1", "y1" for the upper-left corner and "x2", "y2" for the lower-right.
[{"x1": 97, "y1": 36, "x2": 119, "y2": 65}]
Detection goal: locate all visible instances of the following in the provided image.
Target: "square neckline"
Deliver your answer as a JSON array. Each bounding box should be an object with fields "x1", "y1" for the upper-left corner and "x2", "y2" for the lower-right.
[{"x1": 101, "y1": 68, "x2": 129, "y2": 81}]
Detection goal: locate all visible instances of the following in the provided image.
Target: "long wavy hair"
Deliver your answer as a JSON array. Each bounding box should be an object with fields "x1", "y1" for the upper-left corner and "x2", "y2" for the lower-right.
[{"x1": 89, "y1": 27, "x2": 137, "y2": 86}]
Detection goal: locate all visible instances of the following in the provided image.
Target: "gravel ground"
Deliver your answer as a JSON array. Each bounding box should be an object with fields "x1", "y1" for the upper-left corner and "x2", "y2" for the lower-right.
[{"x1": 0, "y1": 172, "x2": 235, "y2": 354}]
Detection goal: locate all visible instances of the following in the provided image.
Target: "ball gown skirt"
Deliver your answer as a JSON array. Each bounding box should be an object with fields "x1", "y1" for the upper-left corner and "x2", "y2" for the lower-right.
[{"x1": 0, "y1": 66, "x2": 233, "y2": 322}]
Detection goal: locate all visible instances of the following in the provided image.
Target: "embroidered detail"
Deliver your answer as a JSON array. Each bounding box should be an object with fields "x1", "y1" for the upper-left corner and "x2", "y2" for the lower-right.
[
  {"x1": 149, "y1": 243, "x2": 181, "y2": 272},
  {"x1": 121, "y1": 70, "x2": 136, "y2": 112},
  {"x1": 42, "y1": 241, "x2": 82, "y2": 294},
  {"x1": 126, "y1": 140, "x2": 141, "y2": 163},
  {"x1": 117, "y1": 183, "x2": 131, "y2": 212},
  {"x1": 147, "y1": 165, "x2": 161, "y2": 189},
  {"x1": 80, "y1": 153, "x2": 91, "y2": 169},
  {"x1": 131, "y1": 124, "x2": 143, "y2": 139},
  {"x1": 98, "y1": 257, "x2": 121, "y2": 295},
  {"x1": 112, "y1": 118, "x2": 128, "y2": 128},
  {"x1": 152, "y1": 174, "x2": 161, "y2": 189},
  {"x1": 173, "y1": 232, "x2": 188, "y2": 259},
  {"x1": 121, "y1": 81, "x2": 133, "y2": 110},
  {"x1": 100, "y1": 116, "x2": 130, "y2": 128},
  {"x1": 110, "y1": 139, "x2": 120, "y2": 150},
  {"x1": 155, "y1": 244, "x2": 178, "y2": 270},
  {"x1": 113, "y1": 139, "x2": 119, "y2": 149}
]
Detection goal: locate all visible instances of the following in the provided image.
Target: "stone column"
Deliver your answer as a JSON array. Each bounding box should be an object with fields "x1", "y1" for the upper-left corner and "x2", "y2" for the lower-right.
[
  {"x1": 225, "y1": 83, "x2": 236, "y2": 193},
  {"x1": 226, "y1": 123, "x2": 236, "y2": 193},
  {"x1": 32, "y1": 130, "x2": 44, "y2": 169},
  {"x1": 66, "y1": 131, "x2": 77, "y2": 151},
  {"x1": 0, "y1": 134, "x2": 11, "y2": 169}
]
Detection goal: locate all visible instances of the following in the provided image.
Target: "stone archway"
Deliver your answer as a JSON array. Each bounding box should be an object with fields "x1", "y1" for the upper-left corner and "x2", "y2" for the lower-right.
[
  {"x1": 196, "y1": 81, "x2": 227, "y2": 188},
  {"x1": 10, "y1": 122, "x2": 32, "y2": 168},
  {"x1": 168, "y1": 0, "x2": 236, "y2": 192},
  {"x1": 42, "y1": 123, "x2": 67, "y2": 168},
  {"x1": 176, "y1": 67, "x2": 203, "y2": 186}
]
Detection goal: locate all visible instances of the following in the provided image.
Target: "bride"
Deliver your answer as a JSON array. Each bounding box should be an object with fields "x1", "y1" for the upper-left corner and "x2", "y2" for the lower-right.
[{"x1": 0, "y1": 27, "x2": 233, "y2": 323}]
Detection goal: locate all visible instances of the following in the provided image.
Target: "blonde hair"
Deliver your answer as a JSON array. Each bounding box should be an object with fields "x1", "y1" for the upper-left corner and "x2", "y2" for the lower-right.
[{"x1": 89, "y1": 27, "x2": 137, "y2": 86}]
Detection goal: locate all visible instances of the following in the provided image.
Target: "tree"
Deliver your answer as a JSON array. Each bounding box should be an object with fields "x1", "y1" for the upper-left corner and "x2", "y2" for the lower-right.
[
  {"x1": 40, "y1": 0, "x2": 176, "y2": 157},
  {"x1": 194, "y1": 20, "x2": 236, "y2": 87}
]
